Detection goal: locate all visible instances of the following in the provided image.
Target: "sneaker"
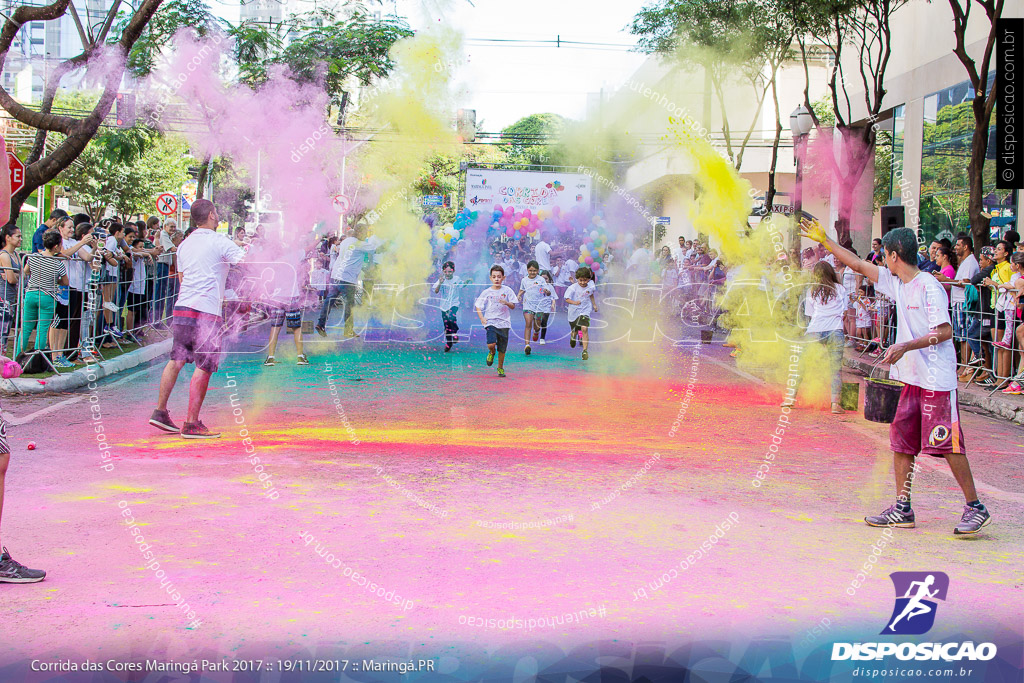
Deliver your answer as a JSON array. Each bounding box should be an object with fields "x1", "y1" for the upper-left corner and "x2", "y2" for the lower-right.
[
  {"x1": 570, "y1": 334, "x2": 577, "y2": 348},
  {"x1": 0, "y1": 548, "x2": 45, "y2": 583},
  {"x1": 104, "y1": 324, "x2": 124, "y2": 339},
  {"x1": 532, "y1": 330, "x2": 539, "y2": 342},
  {"x1": 539, "y1": 339, "x2": 546, "y2": 345},
  {"x1": 54, "y1": 355, "x2": 74, "y2": 368},
  {"x1": 444, "y1": 343, "x2": 452, "y2": 353},
  {"x1": 180, "y1": 421, "x2": 221, "y2": 439},
  {"x1": 968, "y1": 355, "x2": 984, "y2": 366},
  {"x1": 343, "y1": 330, "x2": 359, "y2": 339},
  {"x1": 976, "y1": 376, "x2": 996, "y2": 388},
  {"x1": 864, "y1": 504, "x2": 915, "y2": 528},
  {"x1": 582, "y1": 350, "x2": 589, "y2": 360},
  {"x1": 497, "y1": 368, "x2": 506, "y2": 377},
  {"x1": 148, "y1": 409, "x2": 179, "y2": 433},
  {"x1": 486, "y1": 351, "x2": 495, "y2": 367},
  {"x1": 525, "y1": 345, "x2": 531, "y2": 356},
  {"x1": 314, "y1": 325, "x2": 327, "y2": 337},
  {"x1": 1001, "y1": 381, "x2": 1022, "y2": 395},
  {"x1": 994, "y1": 340, "x2": 1012, "y2": 350},
  {"x1": 831, "y1": 402, "x2": 844, "y2": 414},
  {"x1": 263, "y1": 356, "x2": 276, "y2": 366},
  {"x1": 296, "y1": 355, "x2": 310, "y2": 366},
  {"x1": 953, "y1": 504, "x2": 992, "y2": 535}
]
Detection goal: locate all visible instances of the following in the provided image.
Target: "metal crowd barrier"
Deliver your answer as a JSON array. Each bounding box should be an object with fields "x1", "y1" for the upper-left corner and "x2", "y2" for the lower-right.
[{"x1": 4, "y1": 248, "x2": 180, "y2": 377}]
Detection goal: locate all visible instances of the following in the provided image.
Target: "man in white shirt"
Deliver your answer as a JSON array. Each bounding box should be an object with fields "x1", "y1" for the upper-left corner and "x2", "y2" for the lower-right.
[
  {"x1": 149, "y1": 200, "x2": 246, "y2": 439},
  {"x1": 315, "y1": 224, "x2": 380, "y2": 338},
  {"x1": 670, "y1": 236, "x2": 686, "y2": 262},
  {"x1": 933, "y1": 234, "x2": 980, "y2": 366},
  {"x1": 803, "y1": 224, "x2": 991, "y2": 536},
  {"x1": 534, "y1": 237, "x2": 552, "y2": 272}
]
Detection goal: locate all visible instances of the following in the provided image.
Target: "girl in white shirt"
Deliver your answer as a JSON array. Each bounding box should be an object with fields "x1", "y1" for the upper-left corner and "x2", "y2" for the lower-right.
[{"x1": 784, "y1": 261, "x2": 847, "y2": 414}]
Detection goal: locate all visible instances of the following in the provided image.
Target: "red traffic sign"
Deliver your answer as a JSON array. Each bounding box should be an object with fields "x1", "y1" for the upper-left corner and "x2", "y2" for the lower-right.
[
  {"x1": 156, "y1": 192, "x2": 178, "y2": 216},
  {"x1": 332, "y1": 194, "x2": 350, "y2": 214},
  {"x1": 7, "y1": 152, "x2": 25, "y2": 196}
]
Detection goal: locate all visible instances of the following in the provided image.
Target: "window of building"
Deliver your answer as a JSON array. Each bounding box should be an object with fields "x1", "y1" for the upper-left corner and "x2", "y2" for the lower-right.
[{"x1": 918, "y1": 74, "x2": 1014, "y2": 243}]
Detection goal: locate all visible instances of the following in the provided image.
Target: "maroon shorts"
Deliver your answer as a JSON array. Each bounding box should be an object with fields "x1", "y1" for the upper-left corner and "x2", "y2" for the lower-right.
[
  {"x1": 890, "y1": 384, "x2": 966, "y2": 457},
  {"x1": 170, "y1": 319, "x2": 223, "y2": 374}
]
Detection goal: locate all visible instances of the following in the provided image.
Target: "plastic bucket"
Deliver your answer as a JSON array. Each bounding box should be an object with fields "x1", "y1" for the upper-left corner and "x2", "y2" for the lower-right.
[
  {"x1": 864, "y1": 378, "x2": 904, "y2": 423},
  {"x1": 700, "y1": 329, "x2": 713, "y2": 344}
]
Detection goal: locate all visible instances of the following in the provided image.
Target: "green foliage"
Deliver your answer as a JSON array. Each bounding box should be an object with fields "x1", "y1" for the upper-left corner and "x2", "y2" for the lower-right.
[
  {"x1": 414, "y1": 145, "x2": 508, "y2": 223},
  {"x1": 811, "y1": 92, "x2": 836, "y2": 128},
  {"x1": 500, "y1": 113, "x2": 569, "y2": 168},
  {"x1": 59, "y1": 132, "x2": 191, "y2": 221},
  {"x1": 119, "y1": 0, "x2": 219, "y2": 78}
]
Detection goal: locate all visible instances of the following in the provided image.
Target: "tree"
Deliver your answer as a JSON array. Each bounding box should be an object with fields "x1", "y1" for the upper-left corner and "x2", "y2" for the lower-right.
[
  {"x1": 0, "y1": 0, "x2": 166, "y2": 220},
  {"x1": 790, "y1": 0, "x2": 906, "y2": 248},
  {"x1": 120, "y1": 0, "x2": 218, "y2": 78},
  {"x1": 500, "y1": 113, "x2": 568, "y2": 168},
  {"x1": 947, "y1": 0, "x2": 1006, "y2": 247}
]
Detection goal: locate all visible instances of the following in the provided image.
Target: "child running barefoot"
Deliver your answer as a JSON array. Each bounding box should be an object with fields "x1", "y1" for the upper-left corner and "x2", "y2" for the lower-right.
[
  {"x1": 518, "y1": 260, "x2": 545, "y2": 356},
  {"x1": 564, "y1": 266, "x2": 598, "y2": 361},
  {"x1": 534, "y1": 270, "x2": 558, "y2": 346},
  {"x1": 433, "y1": 260, "x2": 462, "y2": 352},
  {"x1": 475, "y1": 265, "x2": 518, "y2": 377}
]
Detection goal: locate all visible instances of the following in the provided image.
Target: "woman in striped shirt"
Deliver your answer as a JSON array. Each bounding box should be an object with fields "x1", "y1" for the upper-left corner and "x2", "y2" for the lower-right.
[{"x1": 15, "y1": 230, "x2": 68, "y2": 367}]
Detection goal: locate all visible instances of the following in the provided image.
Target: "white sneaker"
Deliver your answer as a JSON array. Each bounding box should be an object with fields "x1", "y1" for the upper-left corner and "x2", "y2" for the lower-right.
[{"x1": 539, "y1": 339, "x2": 545, "y2": 345}]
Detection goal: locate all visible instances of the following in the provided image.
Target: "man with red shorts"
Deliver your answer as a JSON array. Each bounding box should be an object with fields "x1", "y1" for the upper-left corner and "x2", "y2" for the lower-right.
[
  {"x1": 148, "y1": 200, "x2": 246, "y2": 439},
  {"x1": 802, "y1": 225, "x2": 991, "y2": 535}
]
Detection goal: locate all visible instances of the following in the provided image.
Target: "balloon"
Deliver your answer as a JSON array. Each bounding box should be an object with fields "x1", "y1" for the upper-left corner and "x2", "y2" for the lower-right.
[
  {"x1": 590, "y1": 230, "x2": 599, "y2": 240},
  {"x1": 514, "y1": 230, "x2": 522, "y2": 239},
  {"x1": 585, "y1": 257, "x2": 594, "y2": 265},
  {"x1": 522, "y1": 209, "x2": 531, "y2": 219},
  {"x1": 506, "y1": 227, "x2": 514, "y2": 237},
  {"x1": 471, "y1": 211, "x2": 479, "y2": 220},
  {"x1": 504, "y1": 206, "x2": 514, "y2": 216}
]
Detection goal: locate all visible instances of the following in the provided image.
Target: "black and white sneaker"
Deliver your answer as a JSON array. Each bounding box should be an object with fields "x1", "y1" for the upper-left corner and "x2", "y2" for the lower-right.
[
  {"x1": 954, "y1": 505, "x2": 992, "y2": 535},
  {"x1": 263, "y1": 356, "x2": 276, "y2": 366},
  {"x1": 865, "y1": 504, "x2": 915, "y2": 528},
  {"x1": 0, "y1": 547, "x2": 46, "y2": 583},
  {"x1": 296, "y1": 355, "x2": 310, "y2": 366}
]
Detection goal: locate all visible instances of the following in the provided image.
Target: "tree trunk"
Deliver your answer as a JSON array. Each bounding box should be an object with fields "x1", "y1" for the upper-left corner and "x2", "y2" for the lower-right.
[
  {"x1": 195, "y1": 157, "x2": 211, "y2": 200},
  {"x1": 764, "y1": 66, "x2": 783, "y2": 220},
  {"x1": 967, "y1": 101, "x2": 991, "y2": 248}
]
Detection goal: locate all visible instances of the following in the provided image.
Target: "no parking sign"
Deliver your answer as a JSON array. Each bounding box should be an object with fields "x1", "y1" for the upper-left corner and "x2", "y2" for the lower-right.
[{"x1": 156, "y1": 193, "x2": 178, "y2": 216}]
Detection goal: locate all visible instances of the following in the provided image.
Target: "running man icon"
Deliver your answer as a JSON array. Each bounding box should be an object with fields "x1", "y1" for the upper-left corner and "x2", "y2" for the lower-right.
[{"x1": 882, "y1": 571, "x2": 949, "y2": 635}]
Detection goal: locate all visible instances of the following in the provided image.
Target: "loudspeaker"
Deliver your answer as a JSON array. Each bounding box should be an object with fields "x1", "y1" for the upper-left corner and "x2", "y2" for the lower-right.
[{"x1": 880, "y1": 205, "x2": 905, "y2": 235}]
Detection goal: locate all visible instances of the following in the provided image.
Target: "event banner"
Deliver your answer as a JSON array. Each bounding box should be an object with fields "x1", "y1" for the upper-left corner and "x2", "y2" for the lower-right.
[{"x1": 465, "y1": 169, "x2": 591, "y2": 214}]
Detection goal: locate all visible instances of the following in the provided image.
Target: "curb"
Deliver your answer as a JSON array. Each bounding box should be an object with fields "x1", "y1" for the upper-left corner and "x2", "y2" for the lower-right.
[
  {"x1": 843, "y1": 353, "x2": 1024, "y2": 426},
  {"x1": 0, "y1": 339, "x2": 171, "y2": 395}
]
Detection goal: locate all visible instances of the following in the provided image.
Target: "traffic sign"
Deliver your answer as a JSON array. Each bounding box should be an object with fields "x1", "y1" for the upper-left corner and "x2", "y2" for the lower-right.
[
  {"x1": 7, "y1": 152, "x2": 24, "y2": 195},
  {"x1": 156, "y1": 193, "x2": 178, "y2": 216},
  {"x1": 422, "y1": 195, "x2": 444, "y2": 207},
  {"x1": 655, "y1": 216, "x2": 671, "y2": 225},
  {"x1": 332, "y1": 194, "x2": 350, "y2": 214}
]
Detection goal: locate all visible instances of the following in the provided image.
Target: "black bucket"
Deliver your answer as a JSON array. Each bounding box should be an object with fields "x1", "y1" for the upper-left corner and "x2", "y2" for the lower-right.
[
  {"x1": 700, "y1": 329, "x2": 713, "y2": 344},
  {"x1": 864, "y1": 378, "x2": 904, "y2": 423}
]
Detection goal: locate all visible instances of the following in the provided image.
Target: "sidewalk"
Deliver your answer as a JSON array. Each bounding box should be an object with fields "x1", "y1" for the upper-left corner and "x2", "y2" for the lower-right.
[
  {"x1": 842, "y1": 349, "x2": 1024, "y2": 425},
  {"x1": 0, "y1": 338, "x2": 171, "y2": 395}
]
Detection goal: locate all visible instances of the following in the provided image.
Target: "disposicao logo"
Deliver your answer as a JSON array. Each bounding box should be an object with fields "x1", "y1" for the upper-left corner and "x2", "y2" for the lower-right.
[
  {"x1": 832, "y1": 572, "x2": 997, "y2": 662},
  {"x1": 882, "y1": 571, "x2": 948, "y2": 635}
]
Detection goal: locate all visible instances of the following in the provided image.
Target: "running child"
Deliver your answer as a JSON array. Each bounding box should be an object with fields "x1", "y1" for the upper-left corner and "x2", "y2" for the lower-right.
[
  {"x1": 519, "y1": 260, "x2": 554, "y2": 355},
  {"x1": 564, "y1": 266, "x2": 598, "y2": 361},
  {"x1": 474, "y1": 265, "x2": 518, "y2": 377},
  {"x1": 433, "y1": 260, "x2": 462, "y2": 352},
  {"x1": 533, "y1": 270, "x2": 558, "y2": 345}
]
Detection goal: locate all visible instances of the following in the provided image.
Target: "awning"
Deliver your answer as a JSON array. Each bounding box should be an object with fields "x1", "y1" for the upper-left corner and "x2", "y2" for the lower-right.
[{"x1": 19, "y1": 204, "x2": 38, "y2": 212}]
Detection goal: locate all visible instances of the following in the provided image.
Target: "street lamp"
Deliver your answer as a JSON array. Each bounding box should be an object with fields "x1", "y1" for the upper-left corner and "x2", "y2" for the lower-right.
[{"x1": 789, "y1": 105, "x2": 813, "y2": 262}]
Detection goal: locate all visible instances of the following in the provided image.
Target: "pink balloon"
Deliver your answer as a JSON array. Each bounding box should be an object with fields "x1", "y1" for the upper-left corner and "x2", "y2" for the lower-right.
[
  {"x1": 506, "y1": 227, "x2": 514, "y2": 237},
  {"x1": 585, "y1": 257, "x2": 594, "y2": 265},
  {"x1": 493, "y1": 205, "x2": 502, "y2": 213},
  {"x1": 523, "y1": 209, "x2": 532, "y2": 219},
  {"x1": 504, "y1": 206, "x2": 514, "y2": 216}
]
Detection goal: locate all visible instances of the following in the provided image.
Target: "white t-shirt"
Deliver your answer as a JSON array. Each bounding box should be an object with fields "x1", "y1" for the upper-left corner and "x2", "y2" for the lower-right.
[
  {"x1": 310, "y1": 267, "x2": 329, "y2": 293},
  {"x1": 331, "y1": 236, "x2": 380, "y2": 283},
  {"x1": 69, "y1": 243, "x2": 91, "y2": 292},
  {"x1": 129, "y1": 254, "x2": 147, "y2": 294},
  {"x1": 855, "y1": 300, "x2": 871, "y2": 328},
  {"x1": 535, "y1": 241, "x2": 552, "y2": 271},
  {"x1": 174, "y1": 229, "x2": 246, "y2": 316},
  {"x1": 950, "y1": 253, "x2": 980, "y2": 306},
  {"x1": 554, "y1": 260, "x2": 577, "y2": 286},
  {"x1": 520, "y1": 274, "x2": 554, "y2": 312},
  {"x1": 841, "y1": 269, "x2": 858, "y2": 308},
  {"x1": 536, "y1": 280, "x2": 558, "y2": 312},
  {"x1": 474, "y1": 285, "x2": 518, "y2": 328},
  {"x1": 434, "y1": 276, "x2": 461, "y2": 312},
  {"x1": 104, "y1": 236, "x2": 122, "y2": 277},
  {"x1": 874, "y1": 269, "x2": 957, "y2": 391},
  {"x1": 803, "y1": 284, "x2": 848, "y2": 334},
  {"x1": 565, "y1": 281, "x2": 596, "y2": 321},
  {"x1": 158, "y1": 230, "x2": 176, "y2": 264}
]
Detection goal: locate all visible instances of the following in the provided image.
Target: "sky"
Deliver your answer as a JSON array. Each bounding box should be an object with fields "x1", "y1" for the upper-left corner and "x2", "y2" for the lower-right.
[{"x1": 211, "y1": 0, "x2": 653, "y2": 131}]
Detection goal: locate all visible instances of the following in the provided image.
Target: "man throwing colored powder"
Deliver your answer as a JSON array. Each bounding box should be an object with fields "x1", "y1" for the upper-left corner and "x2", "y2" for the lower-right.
[
  {"x1": 149, "y1": 199, "x2": 246, "y2": 439},
  {"x1": 802, "y1": 225, "x2": 991, "y2": 535}
]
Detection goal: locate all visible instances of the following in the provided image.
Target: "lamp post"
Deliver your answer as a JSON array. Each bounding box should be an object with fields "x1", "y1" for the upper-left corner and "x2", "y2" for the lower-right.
[{"x1": 789, "y1": 105, "x2": 813, "y2": 263}]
